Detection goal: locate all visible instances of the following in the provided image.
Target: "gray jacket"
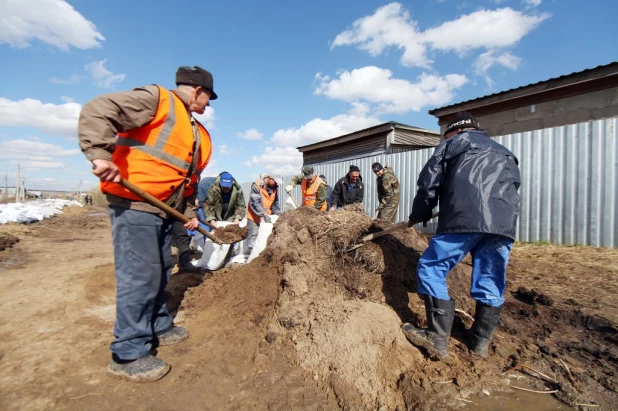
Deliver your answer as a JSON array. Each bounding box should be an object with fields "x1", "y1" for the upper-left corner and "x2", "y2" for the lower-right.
[{"x1": 410, "y1": 129, "x2": 521, "y2": 239}]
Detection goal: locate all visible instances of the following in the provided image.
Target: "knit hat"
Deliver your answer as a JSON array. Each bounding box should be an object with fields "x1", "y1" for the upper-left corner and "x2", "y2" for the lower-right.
[
  {"x1": 219, "y1": 171, "x2": 233, "y2": 188},
  {"x1": 302, "y1": 165, "x2": 314, "y2": 179},
  {"x1": 176, "y1": 66, "x2": 218, "y2": 100},
  {"x1": 318, "y1": 174, "x2": 327, "y2": 184},
  {"x1": 371, "y1": 162, "x2": 383, "y2": 172},
  {"x1": 444, "y1": 111, "x2": 479, "y2": 136},
  {"x1": 349, "y1": 165, "x2": 360, "y2": 173}
]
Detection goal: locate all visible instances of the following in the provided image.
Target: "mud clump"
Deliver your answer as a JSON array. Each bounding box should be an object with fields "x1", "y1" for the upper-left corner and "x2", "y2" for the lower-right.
[
  {"x1": 213, "y1": 225, "x2": 248, "y2": 244},
  {"x1": 0, "y1": 233, "x2": 19, "y2": 251},
  {"x1": 253, "y1": 206, "x2": 618, "y2": 410},
  {"x1": 514, "y1": 286, "x2": 554, "y2": 306}
]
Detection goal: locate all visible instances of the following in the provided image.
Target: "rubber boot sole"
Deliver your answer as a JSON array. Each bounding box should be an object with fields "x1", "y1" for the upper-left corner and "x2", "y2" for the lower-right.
[{"x1": 402, "y1": 324, "x2": 447, "y2": 360}]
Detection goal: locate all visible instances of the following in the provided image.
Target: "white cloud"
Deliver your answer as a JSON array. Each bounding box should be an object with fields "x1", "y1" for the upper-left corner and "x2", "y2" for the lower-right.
[
  {"x1": 423, "y1": 8, "x2": 548, "y2": 53},
  {"x1": 84, "y1": 60, "x2": 125, "y2": 89},
  {"x1": 193, "y1": 106, "x2": 215, "y2": 129},
  {"x1": 271, "y1": 110, "x2": 381, "y2": 148},
  {"x1": 237, "y1": 128, "x2": 263, "y2": 140},
  {"x1": 219, "y1": 144, "x2": 231, "y2": 155},
  {"x1": 49, "y1": 74, "x2": 83, "y2": 85},
  {"x1": 315, "y1": 66, "x2": 468, "y2": 114},
  {"x1": 331, "y1": 3, "x2": 549, "y2": 68},
  {"x1": 60, "y1": 96, "x2": 75, "y2": 103},
  {"x1": 0, "y1": 139, "x2": 79, "y2": 171},
  {"x1": 245, "y1": 106, "x2": 382, "y2": 178},
  {"x1": 200, "y1": 159, "x2": 219, "y2": 178},
  {"x1": 0, "y1": 0, "x2": 104, "y2": 51},
  {"x1": 243, "y1": 146, "x2": 304, "y2": 177},
  {"x1": 523, "y1": 0, "x2": 542, "y2": 8},
  {"x1": 474, "y1": 50, "x2": 522, "y2": 87},
  {"x1": 0, "y1": 97, "x2": 81, "y2": 137}
]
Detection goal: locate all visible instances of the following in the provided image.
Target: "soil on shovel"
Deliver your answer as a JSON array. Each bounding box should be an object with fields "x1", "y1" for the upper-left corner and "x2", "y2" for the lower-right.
[{"x1": 213, "y1": 224, "x2": 248, "y2": 244}]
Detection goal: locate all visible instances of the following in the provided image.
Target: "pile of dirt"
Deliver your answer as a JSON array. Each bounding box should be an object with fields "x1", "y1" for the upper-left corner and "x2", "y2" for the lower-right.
[
  {"x1": 0, "y1": 233, "x2": 19, "y2": 251},
  {"x1": 213, "y1": 224, "x2": 248, "y2": 244},
  {"x1": 238, "y1": 206, "x2": 618, "y2": 409}
]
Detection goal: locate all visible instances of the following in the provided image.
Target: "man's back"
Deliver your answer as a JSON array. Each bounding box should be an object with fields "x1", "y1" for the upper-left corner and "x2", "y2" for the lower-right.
[{"x1": 437, "y1": 130, "x2": 520, "y2": 238}]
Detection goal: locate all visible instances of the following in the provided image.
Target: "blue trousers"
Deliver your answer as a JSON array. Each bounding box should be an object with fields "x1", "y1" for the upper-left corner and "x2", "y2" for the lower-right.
[
  {"x1": 417, "y1": 233, "x2": 513, "y2": 307},
  {"x1": 108, "y1": 207, "x2": 174, "y2": 360}
]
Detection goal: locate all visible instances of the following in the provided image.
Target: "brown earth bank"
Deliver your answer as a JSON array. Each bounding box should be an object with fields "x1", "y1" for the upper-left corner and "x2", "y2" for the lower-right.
[{"x1": 0, "y1": 205, "x2": 616, "y2": 410}]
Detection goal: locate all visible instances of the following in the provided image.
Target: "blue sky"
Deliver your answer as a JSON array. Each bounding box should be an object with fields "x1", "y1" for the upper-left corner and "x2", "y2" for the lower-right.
[{"x1": 0, "y1": 0, "x2": 616, "y2": 191}]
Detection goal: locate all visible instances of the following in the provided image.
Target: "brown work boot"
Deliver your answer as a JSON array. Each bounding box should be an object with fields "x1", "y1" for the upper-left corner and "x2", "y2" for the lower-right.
[{"x1": 106, "y1": 354, "x2": 170, "y2": 382}]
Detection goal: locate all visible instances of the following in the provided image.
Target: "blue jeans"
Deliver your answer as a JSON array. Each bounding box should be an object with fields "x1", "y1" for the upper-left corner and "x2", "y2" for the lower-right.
[
  {"x1": 108, "y1": 207, "x2": 174, "y2": 360},
  {"x1": 417, "y1": 233, "x2": 513, "y2": 307}
]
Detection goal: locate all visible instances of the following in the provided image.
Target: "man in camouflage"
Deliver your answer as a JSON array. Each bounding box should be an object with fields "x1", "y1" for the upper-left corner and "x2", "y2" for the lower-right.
[
  {"x1": 372, "y1": 162, "x2": 400, "y2": 222},
  {"x1": 285, "y1": 165, "x2": 328, "y2": 211},
  {"x1": 204, "y1": 172, "x2": 246, "y2": 226}
]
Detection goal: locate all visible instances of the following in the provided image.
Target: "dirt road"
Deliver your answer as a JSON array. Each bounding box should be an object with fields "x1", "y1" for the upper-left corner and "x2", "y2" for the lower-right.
[{"x1": 0, "y1": 205, "x2": 616, "y2": 410}]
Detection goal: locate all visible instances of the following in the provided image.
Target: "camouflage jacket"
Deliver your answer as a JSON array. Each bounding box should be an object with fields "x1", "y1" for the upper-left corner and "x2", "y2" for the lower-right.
[
  {"x1": 204, "y1": 176, "x2": 247, "y2": 222},
  {"x1": 290, "y1": 175, "x2": 328, "y2": 210},
  {"x1": 376, "y1": 167, "x2": 400, "y2": 210}
]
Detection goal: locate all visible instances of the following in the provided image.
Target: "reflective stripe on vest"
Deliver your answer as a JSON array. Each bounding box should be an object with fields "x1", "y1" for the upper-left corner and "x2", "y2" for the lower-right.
[
  {"x1": 115, "y1": 90, "x2": 191, "y2": 170},
  {"x1": 101, "y1": 85, "x2": 212, "y2": 202}
]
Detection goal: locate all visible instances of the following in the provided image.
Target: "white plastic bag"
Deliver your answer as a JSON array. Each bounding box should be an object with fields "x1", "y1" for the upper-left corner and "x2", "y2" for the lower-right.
[
  {"x1": 193, "y1": 221, "x2": 233, "y2": 271},
  {"x1": 247, "y1": 215, "x2": 279, "y2": 263}
]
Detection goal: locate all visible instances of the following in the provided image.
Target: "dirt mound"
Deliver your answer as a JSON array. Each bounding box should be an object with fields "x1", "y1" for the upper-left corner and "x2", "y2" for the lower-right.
[
  {"x1": 246, "y1": 207, "x2": 618, "y2": 409},
  {"x1": 0, "y1": 233, "x2": 19, "y2": 251},
  {"x1": 213, "y1": 224, "x2": 248, "y2": 244}
]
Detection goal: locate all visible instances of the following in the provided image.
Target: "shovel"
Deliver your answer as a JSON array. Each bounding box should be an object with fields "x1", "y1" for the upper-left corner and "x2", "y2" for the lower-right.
[
  {"x1": 118, "y1": 178, "x2": 222, "y2": 244},
  {"x1": 345, "y1": 212, "x2": 439, "y2": 252}
]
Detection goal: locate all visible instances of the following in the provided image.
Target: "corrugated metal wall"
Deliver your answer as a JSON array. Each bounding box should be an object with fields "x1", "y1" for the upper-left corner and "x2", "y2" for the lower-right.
[{"x1": 241, "y1": 117, "x2": 618, "y2": 247}]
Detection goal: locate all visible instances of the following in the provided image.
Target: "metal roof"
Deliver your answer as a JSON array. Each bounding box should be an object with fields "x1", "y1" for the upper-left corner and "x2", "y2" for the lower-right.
[
  {"x1": 429, "y1": 62, "x2": 618, "y2": 117},
  {"x1": 296, "y1": 121, "x2": 439, "y2": 151}
]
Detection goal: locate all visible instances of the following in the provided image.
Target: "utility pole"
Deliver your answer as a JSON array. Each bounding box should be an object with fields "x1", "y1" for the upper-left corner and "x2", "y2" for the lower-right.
[
  {"x1": 15, "y1": 164, "x2": 20, "y2": 203},
  {"x1": 3, "y1": 172, "x2": 7, "y2": 201}
]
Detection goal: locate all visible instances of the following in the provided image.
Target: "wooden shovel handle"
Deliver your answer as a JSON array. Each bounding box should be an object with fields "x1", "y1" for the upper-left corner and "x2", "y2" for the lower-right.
[{"x1": 118, "y1": 179, "x2": 220, "y2": 244}]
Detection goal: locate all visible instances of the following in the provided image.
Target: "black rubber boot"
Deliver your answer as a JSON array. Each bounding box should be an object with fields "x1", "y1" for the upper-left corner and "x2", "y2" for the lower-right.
[
  {"x1": 469, "y1": 302, "x2": 502, "y2": 358},
  {"x1": 107, "y1": 354, "x2": 170, "y2": 382},
  {"x1": 156, "y1": 326, "x2": 189, "y2": 347},
  {"x1": 402, "y1": 295, "x2": 455, "y2": 359}
]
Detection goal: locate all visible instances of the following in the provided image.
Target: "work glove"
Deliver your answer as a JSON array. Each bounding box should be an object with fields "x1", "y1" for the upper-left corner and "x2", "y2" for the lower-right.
[
  {"x1": 263, "y1": 214, "x2": 272, "y2": 223},
  {"x1": 407, "y1": 218, "x2": 421, "y2": 228},
  {"x1": 285, "y1": 184, "x2": 293, "y2": 193}
]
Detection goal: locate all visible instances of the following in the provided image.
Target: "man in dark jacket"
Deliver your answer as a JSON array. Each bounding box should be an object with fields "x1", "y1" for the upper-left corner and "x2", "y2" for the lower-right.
[
  {"x1": 329, "y1": 165, "x2": 364, "y2": 211},
  {"x1": 402, "y1": 112, "x2": 521, "y2": 360}
]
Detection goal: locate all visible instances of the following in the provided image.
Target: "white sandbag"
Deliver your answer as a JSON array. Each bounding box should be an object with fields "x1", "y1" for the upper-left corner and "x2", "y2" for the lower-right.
[
  {"x1": 283, "y1": 196, "x2": 297, "y2": 212},
  {"x1": 189, "y1": 231, "x2": 205, "y2": 252},
  {"x1": 193, "y1": 221, "x2": 233, "y2": 271},
  {"x1": 247, "y1": 215, "x2": 279, "y2": 263}
]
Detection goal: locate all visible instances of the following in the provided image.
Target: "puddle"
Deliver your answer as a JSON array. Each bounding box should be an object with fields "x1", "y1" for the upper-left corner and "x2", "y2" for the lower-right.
[{"x1": 452, "y1": 382, "x2": 568, "y2": 410}]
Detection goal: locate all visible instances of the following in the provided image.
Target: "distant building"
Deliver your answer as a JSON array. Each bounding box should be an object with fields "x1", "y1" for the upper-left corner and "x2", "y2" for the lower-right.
[
  {"x1": 297, "y1": 121, "x2": 440, "y2": 165},
  {"x1": 429, "y1": 62, "x2": 618, "y2": 136}
]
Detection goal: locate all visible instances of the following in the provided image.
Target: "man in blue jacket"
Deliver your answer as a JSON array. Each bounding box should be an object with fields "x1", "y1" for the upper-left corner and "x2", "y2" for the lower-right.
[{"x1": 403, "y1": 112, "x2": 521, "y2": 360}]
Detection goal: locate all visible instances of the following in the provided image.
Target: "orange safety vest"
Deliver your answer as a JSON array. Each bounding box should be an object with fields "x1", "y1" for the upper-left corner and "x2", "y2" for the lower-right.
[
  {"x1": 247, "y1": 179, "x2": 277, "y2": 223},
  {"x1": 302, "y1": 176, "x2": 327, "y2": 211},
  {"x1": 101, "y1": 85, "x2": 212, "y2": 201}
]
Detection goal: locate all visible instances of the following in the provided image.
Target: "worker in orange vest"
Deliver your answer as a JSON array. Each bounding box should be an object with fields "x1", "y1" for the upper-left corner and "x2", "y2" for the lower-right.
[
  {"x1": 285, "y1": 165, "x2": 328, "y2": 211},
  {"x1": 78, "y1": 66, "x2": 215, "y2": 383},
  {"x1": 247, "y1": 174, "x2": 281, "y2": 253}
]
